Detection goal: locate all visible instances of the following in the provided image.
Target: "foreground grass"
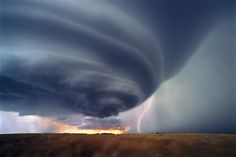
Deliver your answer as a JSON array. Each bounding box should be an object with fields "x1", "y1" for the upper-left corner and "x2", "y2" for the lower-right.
[{"x1": 0, "y1": 134, "x2": 235, "y2": 157}]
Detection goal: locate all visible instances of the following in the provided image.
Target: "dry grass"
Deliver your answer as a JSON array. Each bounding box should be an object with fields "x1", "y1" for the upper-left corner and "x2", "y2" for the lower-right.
[{"x1": 0, "y1": 133, "x2": 235, "y2": 157}]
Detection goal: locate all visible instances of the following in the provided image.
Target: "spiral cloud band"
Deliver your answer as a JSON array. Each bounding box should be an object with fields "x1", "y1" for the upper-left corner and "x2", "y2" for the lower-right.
[{"x1": 0, "y1": 0, "x2": 233, "y2": 117}]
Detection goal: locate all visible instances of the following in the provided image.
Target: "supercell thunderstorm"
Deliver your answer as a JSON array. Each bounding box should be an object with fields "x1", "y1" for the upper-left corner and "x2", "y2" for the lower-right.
[
  {"x1": 0, "y1": 0, "x2": 233, "y2": 132},
  {"x1": 0, "y1": 0, "x2": 163, "y2": 118}
]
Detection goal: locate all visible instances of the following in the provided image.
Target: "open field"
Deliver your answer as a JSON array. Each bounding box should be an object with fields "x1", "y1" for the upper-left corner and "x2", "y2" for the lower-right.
[{"x1": 0, "y1": 134, "x2": 235, "y2": 157}]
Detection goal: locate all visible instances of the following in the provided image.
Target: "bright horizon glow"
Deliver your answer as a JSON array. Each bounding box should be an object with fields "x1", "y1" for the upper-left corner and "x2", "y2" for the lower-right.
[
  {"x1": 56, "y1": 127, "x2": 130, "y2": 135},
  {"x1": 43, "y1": 116, "x2": 130, "y2": 135}
]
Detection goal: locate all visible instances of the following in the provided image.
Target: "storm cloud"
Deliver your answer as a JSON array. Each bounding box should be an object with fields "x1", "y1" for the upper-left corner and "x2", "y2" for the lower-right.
[{"x1": 0, "y1": 0, "x2": 234, "y2": 117}]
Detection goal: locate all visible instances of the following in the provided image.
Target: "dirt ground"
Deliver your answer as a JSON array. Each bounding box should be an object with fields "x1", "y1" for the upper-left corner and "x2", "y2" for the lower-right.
[{"x1": 0, "y1": 134, "x2": 235, "y2": 157}]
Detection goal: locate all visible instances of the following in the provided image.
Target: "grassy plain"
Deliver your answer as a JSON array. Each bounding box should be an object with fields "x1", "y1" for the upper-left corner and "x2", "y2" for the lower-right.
[{"x1": 0, "y1": 133, "x2": 235, "y2": 157}]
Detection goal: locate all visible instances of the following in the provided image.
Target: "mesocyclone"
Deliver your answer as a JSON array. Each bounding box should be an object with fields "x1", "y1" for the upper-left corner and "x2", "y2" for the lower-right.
[
  {"x1": 0, "y1": 0, "x2": 232, "y2": 117},
  {"x1": 0, "y1": 0, "x2": 164, "y2": 117}
]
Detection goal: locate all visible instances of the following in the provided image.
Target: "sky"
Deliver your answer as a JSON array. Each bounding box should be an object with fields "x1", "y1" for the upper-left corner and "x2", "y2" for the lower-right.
[
  {"x1": 120, "y1": 19, "x2": 236, "y2": 134},
  {"x1": 0, "y1": 0, "x2": 235, "y2": 134}
]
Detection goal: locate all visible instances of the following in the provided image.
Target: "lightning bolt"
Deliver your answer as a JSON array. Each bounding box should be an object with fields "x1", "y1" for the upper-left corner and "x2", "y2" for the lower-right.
[{"x1": 137, "y1": 96, "x2": 154, "y2": 134}]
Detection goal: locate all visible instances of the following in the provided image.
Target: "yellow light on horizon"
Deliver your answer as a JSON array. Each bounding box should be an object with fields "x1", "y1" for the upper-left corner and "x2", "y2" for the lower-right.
[
  {"x1": 40, "y1": 116, "x2": 129, "y2": 135},
  {"x1": 57, "y1": 127, "x2": 130, "y2": 135}
]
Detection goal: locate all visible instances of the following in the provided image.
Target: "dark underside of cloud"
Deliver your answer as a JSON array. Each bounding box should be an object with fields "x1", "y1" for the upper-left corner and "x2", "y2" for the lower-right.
[{"x1": 0, "y1": 0, "x2": 234, "y2": 117}]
